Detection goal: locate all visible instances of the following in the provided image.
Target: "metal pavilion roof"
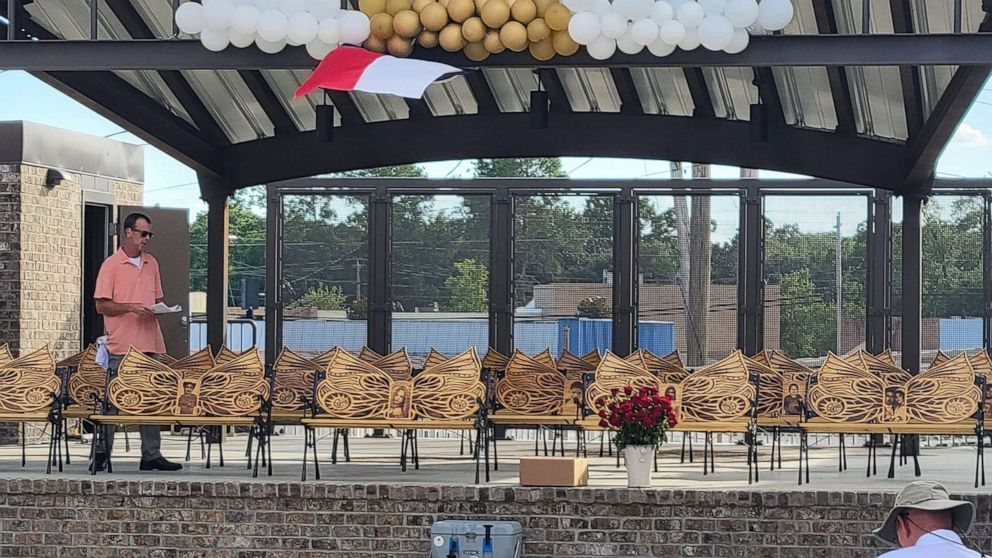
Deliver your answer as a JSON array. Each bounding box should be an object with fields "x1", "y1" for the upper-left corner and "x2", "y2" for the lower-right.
[{"x1": 2, "y1": 0, "x2": 991, "y2": 197}]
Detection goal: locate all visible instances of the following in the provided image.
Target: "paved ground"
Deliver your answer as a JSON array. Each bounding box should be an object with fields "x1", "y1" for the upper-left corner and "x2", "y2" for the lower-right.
[{"x1": 0, "y1": 428, "x2": 985, "y2": 492}]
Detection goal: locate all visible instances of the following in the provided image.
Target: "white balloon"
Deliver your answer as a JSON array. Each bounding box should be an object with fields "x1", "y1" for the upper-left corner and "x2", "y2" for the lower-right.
[
  {"x1": 723, "y1": 27, "x2": 749, "y2": 53},
  {"x1": 697, "y1": 0, "x2": 725, "y2": 15},
  {"x1": 677, "y1": 26, "x2": 699, "y2": 49},
  {"x1": 280, "y1": 0, "x2": 308, "y2": 15},
  {"x1": 756, "y1": 0, "x2": 793, "y2": 31},
  {"x1": 254, "y1": 0, "x2": 279, "y2": 9},
  {"x1": 231, "y1": 4, "x2": 261, "y2": 34},
  {"x1": 586, "y1": 35, "x2": 616, "y2": 59},
  {"x1": 337, "y1": 10, "x2": 371, "y2": 44},
  {"x1": 630, "y1": 18, "x2": 659, "y2": 45},
  {"x1": 667, "y1": 0, "x2": 688, "y2": 10},
  {"x1": 317, "y1": 17, "x2": 340, "y2": 43},
  {"x1": 307, "y1": 0, "x2": 340, "y2": 19},
  {"x1": 229, "y1": 30, "x2": 256, "y2": 47},
  {"x1": 677, "y1": 1, "x2": 704, "y2": 28},
  {"x1": 697, "y1": 14, "x2": 733, "y2": 50},
  {"x1": 203, "y1": 0, "x2": 236, "y2": 29},
  {"x1": 257, "y1": 9, "x2": 289, "y2": 41},
  {"x1": 233, "y1": 0, "x2": 253, "y2": 5},
  {"x1": 287, "y1": 12, "x2": 319, "y2": 45},
  {"x1": 617, "y1": 31, "x2": 643, "y2": 53},
  {"x1": 723, "y1": 0, "x2": 758, "y2": 27},
  {"x1": 611, "y1": 0, "x2": 635, "y2": 18},
  {"x1": 626, "y1": 0, "x2": 655, "y2": 20},
  {"x1": 600, "y1": 11, "x2": 629, "y2": 40},
  {"x1": 175, "y1": 2, "x2": 206, "y2": 35},
  {"x1": 650, "y1": 1, "x2": 674, "y2": 25},
  {"x1": 567, "y1": 11, "x2": 602, "y2": 45},
  {"x1": 200, "y1": 27, "x2": 231, "y2": 50},
  {"x1": 658, "y1": 19, "x2": 685, "y2": 44},
  {"x1": 306, "y1": 38, "x2": 336, "y2": 59},
  {"x1": 562, "y1": 0, "x2": 594, "y2": 12},
  {"x1": 590, "y1": 0, "x2": 612, "y2": 17},
  {"x1": 255, "y1": 35, "x2": 288, "y2": 52},
  {"x1": 647, "y1": 36, "x2": 676, "y2": 56}
]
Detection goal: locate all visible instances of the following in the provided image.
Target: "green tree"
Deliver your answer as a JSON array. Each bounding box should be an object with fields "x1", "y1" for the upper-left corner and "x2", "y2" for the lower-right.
[
  {"x1": 472, "y1": 158, "x2": 565, "y2": 178},
  {"x1": 188, "y1": 188, "x2": 266, "y2": 302},
  {"x1": 445, "y1": 259, "x2": 489, "y2": 312},
  {"x1": 780, "y1": 268, "x2": 835, "y2": 357},
  {"x1": 577, "y1": 296, "x2": 611, "y2": 318},
  {"x1": 294, "y1": 285, "x2": 346, "y2": 310}
]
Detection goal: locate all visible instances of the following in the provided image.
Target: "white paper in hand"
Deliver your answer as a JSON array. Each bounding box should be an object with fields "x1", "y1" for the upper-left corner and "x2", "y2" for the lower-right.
[{"x1": 152, "y1": 302, "x2": 183, "y2": 314}]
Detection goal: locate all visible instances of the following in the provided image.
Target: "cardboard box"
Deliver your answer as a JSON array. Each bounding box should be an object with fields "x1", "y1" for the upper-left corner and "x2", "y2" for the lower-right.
[{"x1": 519, "y1": 457, "x2": 589, "y2": 487}]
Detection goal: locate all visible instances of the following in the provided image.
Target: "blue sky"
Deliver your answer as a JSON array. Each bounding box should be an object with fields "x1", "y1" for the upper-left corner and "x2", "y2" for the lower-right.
[{"x1": 1, "y1": 69, "x2": 990, "y2": 234}]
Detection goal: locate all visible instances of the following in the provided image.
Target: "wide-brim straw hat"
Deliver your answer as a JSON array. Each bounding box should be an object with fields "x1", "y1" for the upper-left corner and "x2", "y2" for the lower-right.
[{"x1": 873, "y1": 481, "x2": 975, "y2": 545}]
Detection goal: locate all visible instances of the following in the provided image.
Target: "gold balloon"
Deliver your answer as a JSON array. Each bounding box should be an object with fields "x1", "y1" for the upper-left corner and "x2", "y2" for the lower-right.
[
  {"x1": 464, "y1": 41, "x2": 490, "y2": 61},
  {"x1": 387, "y1": 35, "x2": 414, "y2": 56},
  {"x1": 394, "y1": 9, "x2": 423, "y2": 38},
  {"x1": 412, "y1": 0, "x2": 434, "y2": 12},
  {"x1": 510, "y1": 0, "x2": 536, "y2": 23},
  {"x1": 480, "y1": 0, "x2": 510, "y2": 28},
  {"x1": 533, "y1": 0, "x2": 553, "y2": 17},
  {"x1": 439, "y1": 22, "x2": 468, "y2": 51},
  {"x1": 528, "y1": 37, "x2": 554, "y2": 60},
  {"x1": 385, "y1": 0, "x2": 413, "y2": 15},
  {"x1": 364, "y1": 34, "x2": 388, "y2": 52},
  {"x1": 499, "y1": 20, "x2": 528, "y2": 51},
  {"x1": 473, "y1": 0, "x2": 488, "y2": 13},
  {"x1": 420, "y1": 2, "x2": 449, "y2": 31},
  {"x1": 440, "y1": 0, "x2": 449, "y2": 6},
  {"x1": 418, "y1": 29, "x2": 440, "y2": 47},
  {"x1": 447, "y1": 0, "x2": 475, "y2": 22},
  {"x1": 483, "y1": 29, "x2": 506, "y2": 53},
  {"x1": 461, "y1": 16, "x2": 486, "y2": 42},
  {"x1": 359, "y1": 0, "x2": 387, "y2": 16},
  {"x1": 551, "y1": 29, "x2": 579, "y2": 55},
  {"x1": 526, "y1": 18, "x2": 549, "y2": 41},
  {"x1": 543, "y1": 2, "x2": 569, "y2": 31},
  {"x1": 371, "y1": 12, "x2": 395, "y2": 40}
]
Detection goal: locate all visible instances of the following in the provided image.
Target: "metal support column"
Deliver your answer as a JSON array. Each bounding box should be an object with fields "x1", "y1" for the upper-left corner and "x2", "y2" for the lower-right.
[
  {"x1": 737, "y1": 187, "x2": 763, "y2": 355},
  {"x1": 983, "y1": 192, "x2": 992, "y2": 353},
  {"x1": 202, "y1": 184, "x2": 231, "y2": 355},
  {"x1": 866, "y1": 191, "x2": 893, "y2": 354},
  {"x1": 264, "y1": 186, "x2": 283, "y2": 368},
  {"x1": 901, "y1": 194, "x2": 924, "y2": 374},
  {"x1": 489, "y1": 188, "x2": 513, "y2": 355},
  {"x1": 367, "y1": 187, "x2": 391, "y2": 354},
  {"x1": 612, "y1": 188, "x2": 637, "y2": 356}
]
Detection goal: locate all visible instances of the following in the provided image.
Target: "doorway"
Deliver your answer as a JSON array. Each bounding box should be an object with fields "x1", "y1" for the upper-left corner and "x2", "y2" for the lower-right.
[{"x1": 82, "y1": 203, "x2": 111, "y2": 345}]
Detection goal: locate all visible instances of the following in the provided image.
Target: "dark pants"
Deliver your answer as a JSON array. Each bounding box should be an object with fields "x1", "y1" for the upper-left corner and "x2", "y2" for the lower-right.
[{"x1": 97, "y1": 353, "x2": 163, "y2": 462}]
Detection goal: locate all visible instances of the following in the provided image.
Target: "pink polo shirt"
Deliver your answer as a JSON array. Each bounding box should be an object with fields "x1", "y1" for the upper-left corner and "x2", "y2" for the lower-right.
[{"x1": 93, "y1": 248, "x2": 167, "y2": 355}]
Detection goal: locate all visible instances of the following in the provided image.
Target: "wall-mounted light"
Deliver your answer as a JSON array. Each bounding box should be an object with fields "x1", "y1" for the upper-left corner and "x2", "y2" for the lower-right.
[
  {"x1": 530, "y1": 89, "x2": 549, "y2": 130},
  {"x1": 45, "y1": 169, "x2": 71, "y2": 188}
]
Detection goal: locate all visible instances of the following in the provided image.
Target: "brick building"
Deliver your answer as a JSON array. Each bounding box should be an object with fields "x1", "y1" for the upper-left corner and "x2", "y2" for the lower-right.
[{"x1": 0, "y1": 121, "x2": 143, "y2": 444}]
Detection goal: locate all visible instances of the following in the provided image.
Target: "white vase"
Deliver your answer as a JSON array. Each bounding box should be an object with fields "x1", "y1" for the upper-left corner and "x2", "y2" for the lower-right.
[{"x1": 624, "y1": 445, "x2": 655, "y2": 488}]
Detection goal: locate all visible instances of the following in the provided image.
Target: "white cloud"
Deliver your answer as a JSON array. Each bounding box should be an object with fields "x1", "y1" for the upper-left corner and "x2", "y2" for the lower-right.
[{"x1": 951, "y1": 123, "x2": 991, "y2": 148}]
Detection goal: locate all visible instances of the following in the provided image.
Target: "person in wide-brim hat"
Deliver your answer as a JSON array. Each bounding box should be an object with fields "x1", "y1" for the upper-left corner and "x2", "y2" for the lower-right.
[{"x1": 874, "y1": 481, "x2": 980, "y2": 556}]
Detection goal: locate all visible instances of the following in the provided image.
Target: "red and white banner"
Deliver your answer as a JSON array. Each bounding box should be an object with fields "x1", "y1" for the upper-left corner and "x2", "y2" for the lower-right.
[{"x1": 295, "y1": 46, "x2": 460, "y2": 99}]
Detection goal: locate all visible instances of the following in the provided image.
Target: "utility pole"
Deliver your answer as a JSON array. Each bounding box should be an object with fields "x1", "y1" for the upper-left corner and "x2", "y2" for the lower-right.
[
  {"x1": 836, "y1": 213, "x2": 843, "y2": 353},
  {"x1": 355, "y1": 258, "x2": 362, "y2": 300}
]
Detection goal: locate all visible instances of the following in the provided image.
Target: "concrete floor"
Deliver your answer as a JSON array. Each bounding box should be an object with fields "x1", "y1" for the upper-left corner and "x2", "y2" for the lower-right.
[{"x1": 1, "y1": 428, "x2": 986, "y2": 492}]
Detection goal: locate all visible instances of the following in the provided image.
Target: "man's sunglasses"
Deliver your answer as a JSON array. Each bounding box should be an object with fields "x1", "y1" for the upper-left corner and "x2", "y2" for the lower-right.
[{"x1": 130, "y1": 228, "x2": 154, "y2": 239}]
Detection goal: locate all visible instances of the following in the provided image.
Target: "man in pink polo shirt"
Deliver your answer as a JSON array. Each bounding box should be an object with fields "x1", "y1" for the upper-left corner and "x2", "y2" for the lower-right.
[{"x1": 92, "y1": 212, "x2": 182, "y2": 472}]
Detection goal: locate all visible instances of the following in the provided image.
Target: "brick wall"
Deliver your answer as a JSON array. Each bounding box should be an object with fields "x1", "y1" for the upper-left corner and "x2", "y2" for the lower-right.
[
  {"x1": 17, "y1": 164, "x2": 82, "y2": 361},
  {"x1": 1, "y1": 479, "x2": 989, "y2": 557},
  {"x1": 114, "y1": 180, "x2": 144, "y2": 207},
  {"x1": 0, "y1": 163, "x2": 21, "y2": 357}
]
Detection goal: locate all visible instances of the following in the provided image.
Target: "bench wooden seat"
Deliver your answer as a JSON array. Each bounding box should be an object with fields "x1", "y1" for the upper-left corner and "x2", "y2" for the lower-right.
[
  {"x1": 300, "y1": 347, "x2": 488, "y2": 481},
  {"x1": 797, "y1": 352, "x2": 985, "y2": 486}
]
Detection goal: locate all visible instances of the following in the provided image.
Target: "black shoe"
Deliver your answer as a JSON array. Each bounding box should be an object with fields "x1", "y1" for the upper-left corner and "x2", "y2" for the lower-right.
[
  {"x1": 139, "y1": 457, "x2": 183, "y2": 471},
  {"x1": 89, "y1": 454, "x2": 106, "y2": 472}
]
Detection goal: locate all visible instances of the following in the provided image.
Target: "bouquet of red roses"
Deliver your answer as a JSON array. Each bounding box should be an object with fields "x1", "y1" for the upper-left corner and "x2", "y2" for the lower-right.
[{"x1": 596, "y1": 385, "x2": 677, "y2": 451}]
